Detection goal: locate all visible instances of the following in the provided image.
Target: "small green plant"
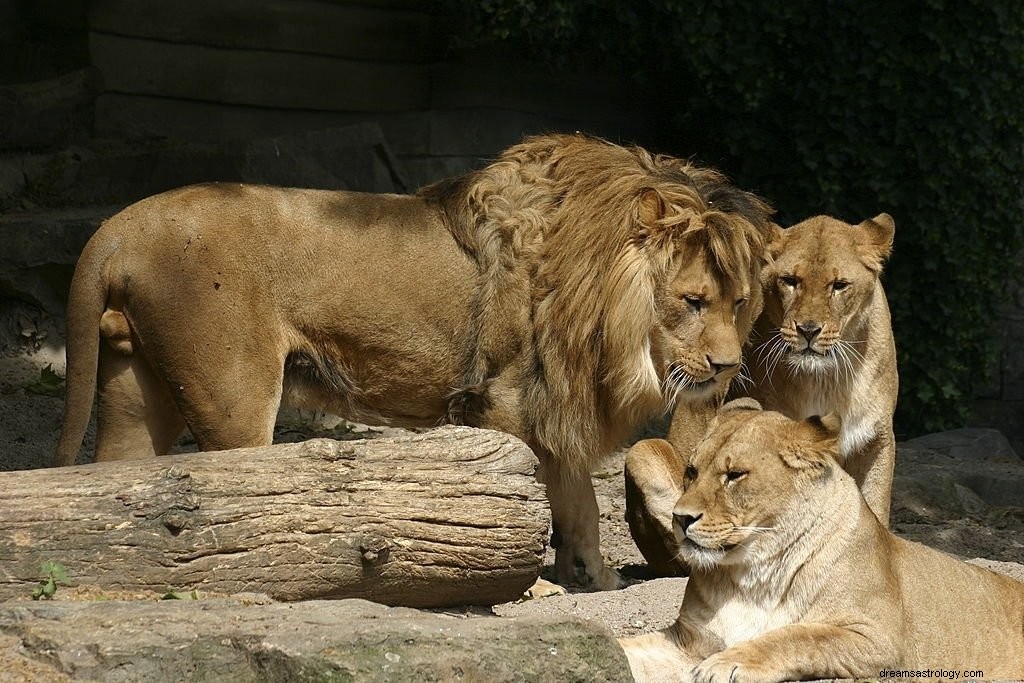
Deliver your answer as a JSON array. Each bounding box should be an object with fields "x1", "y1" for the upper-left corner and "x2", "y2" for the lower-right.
[
  {"x1": 31, "y1": 561, "x2": 68, "y2": 600},
  {"x1": 23, "y1": 365, "x2": 65, "y2": 397}
]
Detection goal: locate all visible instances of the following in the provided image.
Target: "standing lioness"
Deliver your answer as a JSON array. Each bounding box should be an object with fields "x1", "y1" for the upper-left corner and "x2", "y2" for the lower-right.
[
  {"x1": 620, "y1": 402, "x2": 1024, "y2": 682},
  {"x1": 56, "y1": 134, "x2": 774, "y2": 590}
]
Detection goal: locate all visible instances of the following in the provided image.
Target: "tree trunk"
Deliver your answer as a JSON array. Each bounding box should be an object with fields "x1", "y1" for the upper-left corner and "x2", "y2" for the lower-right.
[{"x1": 0, "y1": 426, "x2": 548, "y2": 607}]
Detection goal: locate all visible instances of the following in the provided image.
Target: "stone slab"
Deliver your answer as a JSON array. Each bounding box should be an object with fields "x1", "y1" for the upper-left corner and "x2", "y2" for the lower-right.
[{"x1": 0, "y1": 598, "x2": 632, "y2": 682}]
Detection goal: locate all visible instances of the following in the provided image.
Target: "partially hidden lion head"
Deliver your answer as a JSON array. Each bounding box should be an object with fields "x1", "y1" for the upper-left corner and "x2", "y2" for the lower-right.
[
  {"x1": 759, "y1": 214, "x2": 895, "y2": 376},
  {"x1": 670, "y1": 398, "x2": 842, "y2": 570}
]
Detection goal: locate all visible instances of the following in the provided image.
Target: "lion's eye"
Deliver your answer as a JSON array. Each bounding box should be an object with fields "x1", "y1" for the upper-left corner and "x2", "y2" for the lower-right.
[
  {"x1": 683, "y1": 295, "x2": 704, "y2": 312},
  {"x1": 684, "y1": 464, "x2": 698, "y2": 480},
  {"x1": 724, "y1": 470, "x2": 747, "y2": 483},
  {"x1": 832, "y1": 280, "x2": 850, "y2": 292},
  {"x1": 735, "y1": 297, "x2": 749, "y2": 309},
  {"x1": 779, "y1": 275, "x2": 798, "y2": 288}
]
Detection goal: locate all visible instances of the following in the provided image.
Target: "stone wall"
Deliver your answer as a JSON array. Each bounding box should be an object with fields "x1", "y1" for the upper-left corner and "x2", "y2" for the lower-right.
[{"x1": 85, "y1": 0, "x2": 646, "y2": 188}]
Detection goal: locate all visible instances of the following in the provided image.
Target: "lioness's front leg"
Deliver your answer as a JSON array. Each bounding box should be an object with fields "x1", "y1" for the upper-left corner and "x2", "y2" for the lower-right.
[
  {"x1": 847, "y1": 428, "x2": 896, "y2": 526},
  {"x1": 619, "y1": 620, "x2": 723, "y2": 683},
  {"x1": 692, "y1": 623, "x2": 890, "y2": 683},
  {"x1": 538, "y1": 452, "x2": 621, "y2": 590},
  {"x1": 624, "y1": 439, "x2": 687, "y2": 575}
]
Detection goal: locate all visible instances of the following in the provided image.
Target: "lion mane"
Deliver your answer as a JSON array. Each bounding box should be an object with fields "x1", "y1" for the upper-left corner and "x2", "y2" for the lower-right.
[{"x1": 425, "y1": 134, "x2": 772, "y2": 475}]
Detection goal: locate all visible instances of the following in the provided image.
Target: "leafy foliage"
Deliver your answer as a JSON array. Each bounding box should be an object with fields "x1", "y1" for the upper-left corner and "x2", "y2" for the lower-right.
[
  {"x1": 444, "y1": 0, "x2": 1024, "y2": 435},
  {"x1": 31, "y1": 560, "x2": 68, "y2": 600},
  {"x1": 22, "y1": 364, "x2": 65, "y2": 397}
]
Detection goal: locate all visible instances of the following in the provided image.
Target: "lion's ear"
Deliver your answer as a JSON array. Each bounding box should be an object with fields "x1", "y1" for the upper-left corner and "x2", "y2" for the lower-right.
[
  {"x1": 857, "y1": 213, "x2": 895, "y2": 271},
  {"x1": 635, "y1": 188, "x2": 696, "y2": 250},
  {"x1": 637, "y1": 188, "x2": 666, "y2": 228}
]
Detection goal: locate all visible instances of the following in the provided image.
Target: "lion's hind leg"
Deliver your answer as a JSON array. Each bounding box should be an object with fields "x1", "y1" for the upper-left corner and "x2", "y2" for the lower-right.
[{"x1": 95, "y1": 336, "x2": 186, "y2": 461}]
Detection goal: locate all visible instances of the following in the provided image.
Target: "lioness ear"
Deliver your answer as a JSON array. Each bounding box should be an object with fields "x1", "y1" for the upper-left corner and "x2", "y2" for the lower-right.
[
  {"x1": 857, "y1": 213, "x2": 895, "y2": 271},
  {"x1": 780, "y1": 415, "x2": 841, "y2": 471},
  {"x1": 766, "y1": 222, "x2": 786, "y2": 260}
]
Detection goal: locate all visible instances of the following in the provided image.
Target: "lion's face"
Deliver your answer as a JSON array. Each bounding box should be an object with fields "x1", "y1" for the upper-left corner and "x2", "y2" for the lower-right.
[
  {"x1": 759, "y1": 214, "x2": 894, "y2": 376},
  {"x1": 671, "y1": 402, "x2": 838, "y2": 569},
  {"x1": 652, "y1": 250, "x2": 758, "y2": 403}
]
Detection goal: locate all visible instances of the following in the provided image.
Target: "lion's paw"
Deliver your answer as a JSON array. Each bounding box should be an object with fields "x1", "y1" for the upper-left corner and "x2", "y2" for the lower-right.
[
  {"x1": 554, "y1": 556, "x2": 622, "y2": 591},
  {"x1": 692, "y1": 653, "x2": 777, "y2": 683}
]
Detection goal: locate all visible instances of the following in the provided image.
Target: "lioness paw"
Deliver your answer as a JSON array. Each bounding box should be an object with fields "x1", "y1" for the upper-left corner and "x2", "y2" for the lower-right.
[{"x1": 692, "y1": 653, "x2": 777, "y2": 683}]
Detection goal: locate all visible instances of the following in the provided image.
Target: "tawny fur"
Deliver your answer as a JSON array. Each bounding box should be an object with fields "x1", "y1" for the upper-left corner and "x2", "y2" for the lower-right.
[
  {"x1": 56, "y1": 133, "x2": 774, "y2": 590},
  {"x1": 626, "y1": 213, "x2": 898, "y2": 575},
  {"x1": 620, "y1": 404, "x2": 1024, "y2": 683}
]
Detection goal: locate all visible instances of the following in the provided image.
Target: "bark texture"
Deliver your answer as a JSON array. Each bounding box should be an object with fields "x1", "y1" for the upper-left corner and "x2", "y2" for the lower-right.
[{"x1": 0, "y1": 426, "x2": 548, "y2": 607}]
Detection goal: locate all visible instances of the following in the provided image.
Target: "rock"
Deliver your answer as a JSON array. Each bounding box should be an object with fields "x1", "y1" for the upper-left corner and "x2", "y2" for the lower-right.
[
  {"x1": 0, "y1": 207, "x2": 112, "y2": 314},
  {"x1": 895, "y1": 429, "x2": 1024, "y2": 508},
  {"x1": 241, "y1": 123, "x2": 410, "y2": 192},
  {"x1": 904, "y1": 428, "x2": 1022, "y2": 465},
  {"x1": 0, "y1": 598, "x2": 632, "y2": 682},
  {"x1": 0, "y1": 68, "x2": 100, "y2": 151}
]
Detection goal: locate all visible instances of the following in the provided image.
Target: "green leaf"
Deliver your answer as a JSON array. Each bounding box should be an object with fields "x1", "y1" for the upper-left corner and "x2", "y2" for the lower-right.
[{"x1": 23, "y1": 365, "x2": 65, "y2": 397}]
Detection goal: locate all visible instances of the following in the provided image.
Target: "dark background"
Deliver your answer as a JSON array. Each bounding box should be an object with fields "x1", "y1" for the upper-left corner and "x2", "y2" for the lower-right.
[{"x1": 2, "y1": 0, "x2": 1022, "y2": 447}]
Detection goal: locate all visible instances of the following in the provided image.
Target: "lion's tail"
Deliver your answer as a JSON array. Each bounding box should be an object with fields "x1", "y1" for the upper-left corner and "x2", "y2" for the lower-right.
[{"x1": 54, "y1": 223, "x2": 117, "y2": 467}]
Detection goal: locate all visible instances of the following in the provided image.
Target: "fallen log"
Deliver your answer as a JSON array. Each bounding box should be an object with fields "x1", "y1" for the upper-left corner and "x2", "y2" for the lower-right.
[
  {"x1": 0, "y1": 426, "x2": 548, "y2": 607},
  {"x1": 0, "y1": 598, "x2": 632, "y2": 682}
]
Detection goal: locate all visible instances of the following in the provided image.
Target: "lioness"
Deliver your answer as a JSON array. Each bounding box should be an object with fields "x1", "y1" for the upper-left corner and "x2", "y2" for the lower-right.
[
  {"x1": 619, "y1": 401, "x2": 1024, "y2": 683},
  {"x1": 627, "y1": 214, "x2": 897, "y2": 575},
  {"x1": 56, "y1": 134, "x2": 774, "y2": 589}
]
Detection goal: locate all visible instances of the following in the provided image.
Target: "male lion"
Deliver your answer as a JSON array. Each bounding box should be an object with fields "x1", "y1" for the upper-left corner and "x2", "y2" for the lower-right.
[
  {"x1": 619, "y1": 401, "x2": 1024, "y2": 683},
  {"x1": 56, "y1": 134, "x2": 774, "y2": 589},
  {"x1": 627, "y1": 214, "x2": 897, "y2": 575}
]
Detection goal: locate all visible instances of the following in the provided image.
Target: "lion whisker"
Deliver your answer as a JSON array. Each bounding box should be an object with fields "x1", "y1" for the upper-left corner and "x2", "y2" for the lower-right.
[
  {"x1": 838, "y1": 339, "x2": 865, "y2": 363},
  {"x1": 731, "y1": 361, "x2": 754, "y2": 390}
]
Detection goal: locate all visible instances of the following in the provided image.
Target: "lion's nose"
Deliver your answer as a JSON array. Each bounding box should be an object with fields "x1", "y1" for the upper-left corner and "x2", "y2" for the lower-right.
[
  {"x1": 796, "y1": 321, "x2": 822, "y2": 343},
  {"x1": 707, "y1": 356, "x2": 739, "y2": 376},
  {"x1": 673, "y1": 511, "x2": 701, "y2": 533}
]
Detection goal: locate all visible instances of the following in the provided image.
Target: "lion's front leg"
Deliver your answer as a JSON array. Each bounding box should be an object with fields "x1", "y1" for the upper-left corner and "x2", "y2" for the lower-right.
[
  {"x1": 539, "y1": 453, "x2": 621, "y2": 590},
  {"x1": 691, "y1": 623, "x2": 890, "y2": 683}
]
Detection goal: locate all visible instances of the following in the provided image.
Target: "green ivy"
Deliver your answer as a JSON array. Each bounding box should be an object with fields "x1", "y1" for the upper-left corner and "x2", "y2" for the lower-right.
[{"x1": 443, "y1": 0, "x2": 1024, "y2": 436}]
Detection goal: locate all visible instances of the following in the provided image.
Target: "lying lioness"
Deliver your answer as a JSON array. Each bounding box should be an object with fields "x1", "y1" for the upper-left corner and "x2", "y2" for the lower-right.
[{"x1": 619, "y1": 400, "x2": 1024, "y2": 682}]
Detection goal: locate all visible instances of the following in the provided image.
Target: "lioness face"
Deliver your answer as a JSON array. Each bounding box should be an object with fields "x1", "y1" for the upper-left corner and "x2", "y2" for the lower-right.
[
  {"x1": 670, "y1": 407, "x2": 834, "y2": 569},
  {"x1": 760, "y1": 214, "x2": 894, "y2": 376},
  {"x1": 653, "y1": 251, "x2": 755, "y2": 404}
]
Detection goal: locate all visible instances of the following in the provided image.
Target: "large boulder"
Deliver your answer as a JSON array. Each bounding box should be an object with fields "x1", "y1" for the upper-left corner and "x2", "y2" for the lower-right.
[{"x1": 0, "y1": 598, "x2": 632, "y2": 682}]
